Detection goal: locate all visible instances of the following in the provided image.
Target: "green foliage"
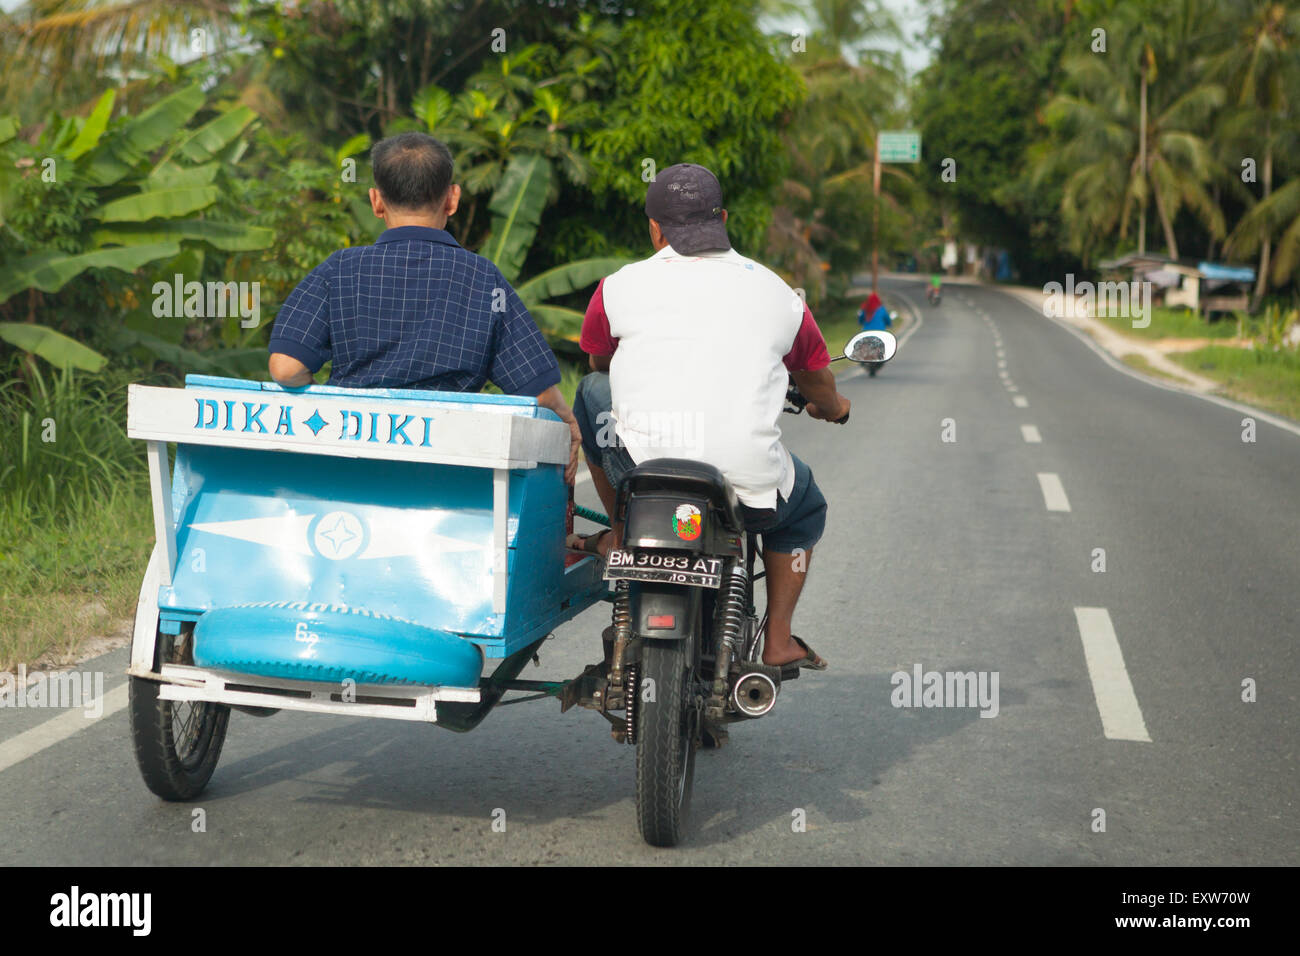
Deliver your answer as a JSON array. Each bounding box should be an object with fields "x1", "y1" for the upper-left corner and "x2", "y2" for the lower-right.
[
  {"x1": 221, "y1": 127, "x2": 376, "y2": 325},
  {"x1": 916, "y1": 0, "x2": 1081, "y2": 282},
  {"x1": 0, "y1": 84, "x2": 271, "y2": 369},
  {"x1": 480, "y1": 153, "x2": 553, "y2": 282},
  {"x1": 577, "y1": 0, "x2": 804, "y2": 261},
  {"x1": 766, "y1": 2, "x2": 910, "y2": 300},
  {"x1": 0, "y1": 323, "x2": 107, "y2": 372},
  {"x1": 476, "y1": 154, "x2": 630, "y2": 342},
  {"x1": 0, "y1": 360, "x2": 149, "y2": 526}
]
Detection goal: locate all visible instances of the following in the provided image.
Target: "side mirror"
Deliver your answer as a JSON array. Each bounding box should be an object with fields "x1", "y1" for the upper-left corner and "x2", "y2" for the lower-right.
[{"x1": 844, "y1": 330, "x2": 897, "y2": 364}]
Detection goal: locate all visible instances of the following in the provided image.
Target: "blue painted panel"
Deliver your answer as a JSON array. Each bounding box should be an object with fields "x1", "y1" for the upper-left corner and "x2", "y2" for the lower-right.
[{"x1": 156, "y1": 377, "x2": 606, "y2": 665}]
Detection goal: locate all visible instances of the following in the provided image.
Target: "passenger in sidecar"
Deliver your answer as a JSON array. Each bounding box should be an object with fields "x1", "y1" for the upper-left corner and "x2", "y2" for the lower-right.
[{"x1": 266, "y1": 130, "x2": 581, "y2": 481}]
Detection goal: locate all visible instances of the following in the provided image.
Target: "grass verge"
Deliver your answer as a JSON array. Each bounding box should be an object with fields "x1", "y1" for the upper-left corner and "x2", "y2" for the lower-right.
[
  {"x1": 1095, "y1": 306, "x2": 1248, "y2": 342},
  {"x1": 1170, "y1": 346, "x2": 1300, "y2": 422},
  {"x1": 0, "y1": 486, "x2": 153, "y2": 670},
  {"x1": 1118, "y1": 353, "x2": 1186, "y2": 384}
]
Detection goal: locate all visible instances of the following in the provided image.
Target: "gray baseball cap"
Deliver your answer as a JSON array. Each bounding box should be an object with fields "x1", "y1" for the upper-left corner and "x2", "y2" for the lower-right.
[{"x1": 644, "y1": 163, "x2": 731, "y2": 255}]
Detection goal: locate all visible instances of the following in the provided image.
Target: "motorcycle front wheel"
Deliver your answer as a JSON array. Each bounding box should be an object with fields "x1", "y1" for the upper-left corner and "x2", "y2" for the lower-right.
[{"x1": 635, "y1": 632, "x2": 700, "y2": 847}]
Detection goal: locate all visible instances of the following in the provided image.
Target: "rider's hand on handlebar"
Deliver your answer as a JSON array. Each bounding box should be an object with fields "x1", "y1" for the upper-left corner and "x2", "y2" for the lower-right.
[{"x1": 805, "y1": 394, "x2": 850, "y2": 424}]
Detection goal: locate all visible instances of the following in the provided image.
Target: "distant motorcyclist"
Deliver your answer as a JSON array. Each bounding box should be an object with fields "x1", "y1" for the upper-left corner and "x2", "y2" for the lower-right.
[
  {"x1": 857, "y1": 292, "x2": 892, "y2": 330},
  {"x1": 927, "y1": 273, "x2": 942, "y2": 305}
]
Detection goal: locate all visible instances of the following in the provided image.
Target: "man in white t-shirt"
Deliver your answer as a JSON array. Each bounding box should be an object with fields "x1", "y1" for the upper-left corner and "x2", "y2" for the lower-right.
[{"x1": 571, "y1": 163, "x2": 851, "y2": 672}]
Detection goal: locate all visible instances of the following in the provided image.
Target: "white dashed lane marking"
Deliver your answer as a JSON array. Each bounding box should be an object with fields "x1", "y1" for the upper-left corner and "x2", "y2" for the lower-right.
[
  {"x1": 1013, "y1": 396, "x2": 1029, "y2": 407},
  {"x1": 1036, "y1": 472, "x2": 1071, "y2": 512},
  {"x1": 1021, "y1": 424, "x2": 1042, "y2": 443},
  {"x1": 1073, "y1": 607, "x2": 1152, "y2": 742}
]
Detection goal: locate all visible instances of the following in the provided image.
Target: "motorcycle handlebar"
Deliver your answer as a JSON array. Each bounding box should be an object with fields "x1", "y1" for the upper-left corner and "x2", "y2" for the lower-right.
[{"x1": 785, "y1": 378, "x2": 849, "y2": 424}]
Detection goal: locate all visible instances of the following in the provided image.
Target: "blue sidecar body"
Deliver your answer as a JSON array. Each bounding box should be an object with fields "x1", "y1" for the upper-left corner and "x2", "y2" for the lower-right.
[{"x1": 126, "y1": 375, "x2": 605, "y2": 725}]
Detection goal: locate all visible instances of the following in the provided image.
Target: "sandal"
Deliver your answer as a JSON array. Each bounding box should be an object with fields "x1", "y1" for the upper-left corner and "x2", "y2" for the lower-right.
[{"x1": 779, "y1": 635, "x2": 828, "y2": 675}]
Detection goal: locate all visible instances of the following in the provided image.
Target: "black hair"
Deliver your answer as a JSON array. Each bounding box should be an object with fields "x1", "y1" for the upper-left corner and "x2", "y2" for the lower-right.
[{"x1": 371, "y1": 133, "x2": 454, "y2": 210}]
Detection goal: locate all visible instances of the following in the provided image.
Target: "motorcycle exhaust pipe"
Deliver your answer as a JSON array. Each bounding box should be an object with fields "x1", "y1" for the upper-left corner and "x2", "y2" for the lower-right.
[{"x1": 731, "y1": 671, "x2": 779, "y2": 718}]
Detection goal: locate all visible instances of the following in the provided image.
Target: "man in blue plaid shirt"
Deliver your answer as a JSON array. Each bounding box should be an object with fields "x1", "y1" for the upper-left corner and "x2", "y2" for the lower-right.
[{"x1": 267, "y1": 132, "x2": 581, "y2": 482}]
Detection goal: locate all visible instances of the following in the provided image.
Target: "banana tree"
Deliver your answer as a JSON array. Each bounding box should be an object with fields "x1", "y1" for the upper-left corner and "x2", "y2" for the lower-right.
[
  {"x1": 0, "y1": 83, "x2": 273, "y2": 370},
  {"x1": 478, "y1": 153, "x2": 629, "y2": 344}
]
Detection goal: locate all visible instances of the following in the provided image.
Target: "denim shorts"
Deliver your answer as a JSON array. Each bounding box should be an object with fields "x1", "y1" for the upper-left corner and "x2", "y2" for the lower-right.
[{"x1": 573, "y1": 372, "x2": 827, "y2": 554}]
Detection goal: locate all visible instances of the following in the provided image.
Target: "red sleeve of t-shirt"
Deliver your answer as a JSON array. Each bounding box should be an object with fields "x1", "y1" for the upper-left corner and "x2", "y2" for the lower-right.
[
  {"x1": 783, "y1": 303, "x2": 831, "y2": 372},
  {"x1": 579, "y1": 278, "x2": 619, "y2": 356}
]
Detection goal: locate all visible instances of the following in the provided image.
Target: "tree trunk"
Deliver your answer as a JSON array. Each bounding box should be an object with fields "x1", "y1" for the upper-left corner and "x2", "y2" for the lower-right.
[
  {"x1": 1138, "y1": 68, "x2": 1147, "y2": 255},
  {"x1": 1206, "y1": 183, "x2": 1219, "y2": 260},
  {"x1": 1250, "y1": 133, "x2": 1273, "y2": 311},
  {"x1": 1152, "y1": 179, "x2": 1179, "y2": 261}
]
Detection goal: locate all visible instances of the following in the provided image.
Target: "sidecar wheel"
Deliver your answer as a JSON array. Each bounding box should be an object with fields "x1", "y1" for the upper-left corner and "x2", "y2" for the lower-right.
[
  {"x1": 636, "y1": 633, "x2": 699, "y2": 847},
  {"x1": 130, "y1": 624, "x2": 230, "y2": 801}
]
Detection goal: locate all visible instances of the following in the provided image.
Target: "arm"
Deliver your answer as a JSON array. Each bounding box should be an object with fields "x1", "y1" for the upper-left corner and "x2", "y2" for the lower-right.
[
  {"x1": 269, "y1": 353, "x2": 314, "y2": 388},
  {"x1": 792, "y1": 366, "x2": 849, "y2": 422},
  {"x1": 536, "y1": 386, "x2": 582, "y2": 485},
  {"x1": 785, "y1": 304, "x2": 850, "y2": 423},
  {"x1": 580, "y1": 278, "x2": 616, "y2": 373},
  {"x1": 267, "y1": 258, "x2": 333, "y2": 388}
]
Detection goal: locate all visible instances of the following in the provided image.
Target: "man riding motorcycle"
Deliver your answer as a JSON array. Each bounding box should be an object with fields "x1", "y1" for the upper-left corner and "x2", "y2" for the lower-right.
[{"x1": 570, "y1": 163, "x2": 851, "y2": 672}]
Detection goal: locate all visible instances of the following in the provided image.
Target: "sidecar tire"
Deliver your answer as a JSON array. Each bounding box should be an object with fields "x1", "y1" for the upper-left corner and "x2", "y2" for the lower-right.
[
  {"x1": 192, "y1": 602, "x2": 484, "y2": 688},
  {"x1": 130, "y1": 625, "x2": 230, "y2": 801}
]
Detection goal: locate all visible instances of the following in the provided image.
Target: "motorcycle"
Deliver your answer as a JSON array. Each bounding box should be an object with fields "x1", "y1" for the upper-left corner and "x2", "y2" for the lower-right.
[
  {"x1": 583, "y1": 329, "x2": 897, "y2": 845},
  {"x1": 927, "y1": 284, "x2": 942, "y2": 306},
  {"x1": 123, "y1": 329, "x2": 896, "y2": 850}
]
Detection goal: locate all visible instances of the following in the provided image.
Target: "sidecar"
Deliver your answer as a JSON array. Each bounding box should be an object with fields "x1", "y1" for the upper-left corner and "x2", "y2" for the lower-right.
[{"x1": 125, "y1": 374, "x2": 606, "y2": 799}]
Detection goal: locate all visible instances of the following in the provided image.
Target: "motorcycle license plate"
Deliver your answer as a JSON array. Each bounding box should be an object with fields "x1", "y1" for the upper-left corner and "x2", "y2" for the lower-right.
[{"x1": 604, "y1": 549, "x2": 724, "y2": 589}]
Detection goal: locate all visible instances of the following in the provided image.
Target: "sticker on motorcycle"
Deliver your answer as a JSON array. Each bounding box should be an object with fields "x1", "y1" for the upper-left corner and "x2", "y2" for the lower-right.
[{"x1": 673, "y1": 504, "x2": 702, "y2": 541}]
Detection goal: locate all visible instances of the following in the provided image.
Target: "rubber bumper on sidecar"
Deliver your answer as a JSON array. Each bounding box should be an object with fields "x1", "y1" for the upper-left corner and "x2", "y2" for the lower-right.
[{"x1": 192, "y1": 602, "x2": 484, "y2": 688}]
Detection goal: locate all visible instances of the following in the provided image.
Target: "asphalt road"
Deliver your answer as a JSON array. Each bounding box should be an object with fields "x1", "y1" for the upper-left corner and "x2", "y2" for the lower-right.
[{"x1": 3, "y1": 278, "x2": 1297, "y2": 865}]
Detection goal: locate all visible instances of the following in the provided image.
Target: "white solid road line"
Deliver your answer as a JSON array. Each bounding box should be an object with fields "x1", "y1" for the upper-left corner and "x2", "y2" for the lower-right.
[
  {"x1": 1000, "y1": 288, "x2": 1300, "y2": 441},
  {"x1": 1021, "y1": 424, "x2": 1042, "y2": 443},
  {"x1": 1013, "y1": 396, "x2": 1029, "y2": 407},
  {"x1": 0, "y1": 682, "x2": 129, "y2": 775},
  {"x1": 1073, "y1": 607, "x2": 1152, "y2": 742},
  {"x1": 1037, "y1": 472, "x2": 1071, "y2": 512}
]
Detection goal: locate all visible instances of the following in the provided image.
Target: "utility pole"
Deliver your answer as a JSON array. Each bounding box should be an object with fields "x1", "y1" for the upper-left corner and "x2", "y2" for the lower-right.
[{"x1": 872, "y1": 135, "x2": 881, "y2": 297}]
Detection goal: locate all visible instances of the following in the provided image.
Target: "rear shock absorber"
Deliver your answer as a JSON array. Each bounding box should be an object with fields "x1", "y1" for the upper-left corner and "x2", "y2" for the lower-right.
[
  {"x1": 708, "y1": 563, "x2": 748, "y2": 719},
  {"x1": 609, "y1": 579, "x2": 632, "y2": 689}
]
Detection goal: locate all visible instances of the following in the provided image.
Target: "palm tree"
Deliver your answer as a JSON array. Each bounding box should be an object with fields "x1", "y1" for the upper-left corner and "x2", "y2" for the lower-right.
[
  {"x1": 3, "y1": 0, "x2": 237, "y2": 108},
  {"x1": 1213, "y1": 0, "x2": 1300, "y2": 304},
  {"x1": 1035, "y1": 1, "x2": 1226, "y2": 264},
  {"x1": 765, "y1": 1, "x2": 907, "y2": 295}
]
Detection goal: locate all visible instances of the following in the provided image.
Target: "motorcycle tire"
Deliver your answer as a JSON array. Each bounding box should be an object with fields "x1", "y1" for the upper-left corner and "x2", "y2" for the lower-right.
[{"x1": 636, "y1": 629, "x2": 700, "y2": 847}]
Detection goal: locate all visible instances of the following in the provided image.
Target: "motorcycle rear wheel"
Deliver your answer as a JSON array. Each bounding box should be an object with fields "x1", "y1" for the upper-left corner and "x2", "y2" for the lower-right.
[{"x1": 635, "y1": 633, "x2": 699, "y2": 847}]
